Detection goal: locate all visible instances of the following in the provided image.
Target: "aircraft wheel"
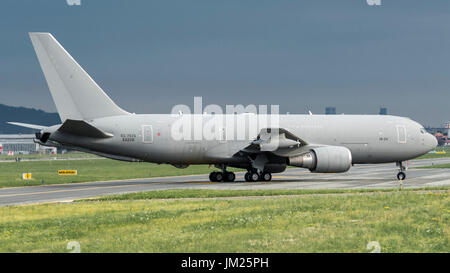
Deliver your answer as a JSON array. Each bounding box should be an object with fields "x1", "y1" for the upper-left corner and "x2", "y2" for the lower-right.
[
  {"x1": 244, "y1": 172, "x2": 252, "y2": 182},
  {"x1": 223, "y1": 172, "x2": 235, "y2": 182},
  {"x1": 209, "y1": 172, "x2": 218, "y2": 182},
  {"x1": 262, "y1": 172, "x2": 272, "y2": 182},
  {"x1": 397, "y1": 172, "x2": 406, "y2": 180},
  {"x1": 249, "y1": 171, "x2": 260, "y2": 182},
  {"x1": 215, "y1": 172, "x2": 224, "y2": 182}
]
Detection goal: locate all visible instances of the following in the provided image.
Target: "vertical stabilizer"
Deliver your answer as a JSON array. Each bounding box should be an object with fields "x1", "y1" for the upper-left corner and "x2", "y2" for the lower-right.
[{"x1": 29, "y1": 32, "x2": 129, "y2": 122}]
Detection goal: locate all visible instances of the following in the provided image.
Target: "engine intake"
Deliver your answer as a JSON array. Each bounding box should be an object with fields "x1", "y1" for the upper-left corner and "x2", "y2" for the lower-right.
[{"x1": 288, "y1": 146, "x2": 352, "y2": 173}]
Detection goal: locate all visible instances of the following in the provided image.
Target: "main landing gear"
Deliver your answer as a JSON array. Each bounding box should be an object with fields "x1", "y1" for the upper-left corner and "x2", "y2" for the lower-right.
[
  {"x1": 208, "y1": 167, "x2": 273, "y2": 182},
  {"x1": 244, "y1": 170, "x2": 272, "y2": 182},
  {"x1": 396, "y1": 161, "x2": 406, "y2": 180},
  {"x1": 209, "y1": 171, "x2": 236, "y2": 182},
  {"x1": 209, "y1": 164, "x2": 236, "y2": 182}
]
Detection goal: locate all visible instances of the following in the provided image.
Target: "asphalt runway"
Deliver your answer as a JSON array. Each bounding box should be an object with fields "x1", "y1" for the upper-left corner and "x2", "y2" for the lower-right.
[{"x1": 0, "y1": 158, "x2": 449, "y2": 207}]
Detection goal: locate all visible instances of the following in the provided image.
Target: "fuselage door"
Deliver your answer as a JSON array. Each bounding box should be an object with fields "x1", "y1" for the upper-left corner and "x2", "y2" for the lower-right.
[
  {"x1": 396, "y1": 125, "x2": 407, "y2": 144},
  {"x1": 142, "y1": 125, "x2": 153, "y2": 144}
]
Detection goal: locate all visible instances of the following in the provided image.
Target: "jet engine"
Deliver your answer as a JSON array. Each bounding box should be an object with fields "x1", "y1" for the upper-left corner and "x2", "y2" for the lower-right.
[
  {"x1": 33, "y1": 125, "x2": 60, "y2": 145},
  {"x1": 35, "y1": 131, "x2": 51, "y2": 143},
  {"x1": 288, "y1": 146, "x2": 352, "y2": 173}
]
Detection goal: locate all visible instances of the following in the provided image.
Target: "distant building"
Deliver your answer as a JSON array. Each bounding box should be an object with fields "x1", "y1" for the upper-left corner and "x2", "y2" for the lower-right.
[
  {"x1": 434, "y1": 133, "x2": 446, "y2": 146},
  {"x1": 425, "y1": 126, "x2": 447, "y2": 135},
  {"x1": 325, "y1": 107, "x2": 336, "y2": 115},
  {"x1": 379, "y1": 107, "x2": 387, "y2": 115},
  {"x1": 0, "y1": 134, "x2": 37, "y2": 154},
  {"x1": 0, "y1": 134, "x2": 55, "y2": 154}
]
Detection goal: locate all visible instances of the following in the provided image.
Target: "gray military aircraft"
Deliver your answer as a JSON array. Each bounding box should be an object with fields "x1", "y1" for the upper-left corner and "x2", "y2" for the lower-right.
[{"x1": 9, "y1": 33, "x2": 437, "y2": 182}]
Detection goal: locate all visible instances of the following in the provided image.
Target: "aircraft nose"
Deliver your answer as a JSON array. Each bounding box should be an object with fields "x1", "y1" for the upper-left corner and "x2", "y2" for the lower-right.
[{"x1": 426, "y1": 133, "x2": 438, "y2": 151}]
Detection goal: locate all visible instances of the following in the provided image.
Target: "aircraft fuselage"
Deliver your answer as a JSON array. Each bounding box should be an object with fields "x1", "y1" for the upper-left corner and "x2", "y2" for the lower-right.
[{"x1": 47, "y1": 114, "x2": 437, "y2": 166}]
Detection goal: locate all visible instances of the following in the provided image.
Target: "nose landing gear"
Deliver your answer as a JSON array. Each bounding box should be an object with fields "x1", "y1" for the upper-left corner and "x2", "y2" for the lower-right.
[
  {"x1": 396, "y1": 161, "x2": 406, "y2": 180},
  {"x1": 397, "y1": 171, "x2": 406, "y2": 180}
]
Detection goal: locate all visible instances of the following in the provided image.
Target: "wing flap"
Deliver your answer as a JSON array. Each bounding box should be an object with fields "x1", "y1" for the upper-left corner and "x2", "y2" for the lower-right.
[
  {"x1": 254, "y1": 128, "x2": 307, "y2": 151},
  {"x1": 239, "y1": 128, "x2": 310, "y2": 157}
]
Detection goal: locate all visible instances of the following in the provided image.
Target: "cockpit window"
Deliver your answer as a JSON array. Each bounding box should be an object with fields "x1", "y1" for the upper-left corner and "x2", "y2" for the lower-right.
[{"x1": 420, "y1": 128, "x2": 426, "y2": 134}]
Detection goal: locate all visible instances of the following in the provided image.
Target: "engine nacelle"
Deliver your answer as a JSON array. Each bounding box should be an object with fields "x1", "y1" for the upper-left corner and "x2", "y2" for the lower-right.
[
  {"x1": 35, "y1": 131, "x2": 51, "y2": 143},
  {"x1": 264, "y1": 163, "x2": 287, "y2": 174},
  {"x1": 288, "y1": 146, "x2": 352, "y2": 173}
]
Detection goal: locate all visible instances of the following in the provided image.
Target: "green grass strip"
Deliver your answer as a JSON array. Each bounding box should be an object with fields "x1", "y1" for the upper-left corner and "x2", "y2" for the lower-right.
[{"x1": 80, "y1": 186, "x2": 450, "y2": 202}]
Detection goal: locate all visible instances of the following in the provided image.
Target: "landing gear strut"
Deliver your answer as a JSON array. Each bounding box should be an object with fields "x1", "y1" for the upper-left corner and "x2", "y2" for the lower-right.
[{"x1": 396, "y1": 161, "x2": 406, "y2": 180}]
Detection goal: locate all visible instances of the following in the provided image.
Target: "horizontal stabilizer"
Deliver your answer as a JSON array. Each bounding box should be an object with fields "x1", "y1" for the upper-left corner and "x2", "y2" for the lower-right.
[
  {"x1": 57, "y1": 119, "x2": 113, "y2": 138},
  {"x1": 7, "y1": 122, "x2": 47, "y2": 130}
]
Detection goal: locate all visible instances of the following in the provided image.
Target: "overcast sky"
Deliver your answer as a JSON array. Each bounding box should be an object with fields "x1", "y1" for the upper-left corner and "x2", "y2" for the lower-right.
[{"x1": 1, "y1": 0, "x2": 449, "y2": 127}]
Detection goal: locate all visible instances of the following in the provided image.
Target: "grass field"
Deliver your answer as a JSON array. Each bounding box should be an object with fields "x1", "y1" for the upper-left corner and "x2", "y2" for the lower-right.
[
  {"x1": 0, "y1": 159, "x2": 235, "y2": 188},
  {"x1": 416, "y1": 147, "x2": 450, "y2": 159},
  {"x1": 0, "y1": 188, "x2": 448, "y2": 252},
  {"x1": 81, "y1": 187, "x2": 448, "y2": 201},
  {"x1": 417, "y1": 163, "x2": 450, "y2": 169}
]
